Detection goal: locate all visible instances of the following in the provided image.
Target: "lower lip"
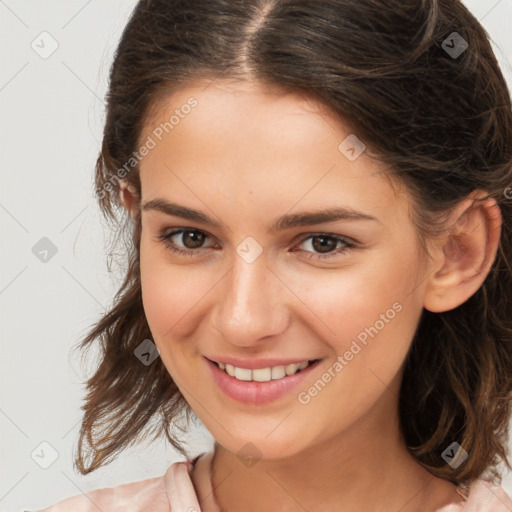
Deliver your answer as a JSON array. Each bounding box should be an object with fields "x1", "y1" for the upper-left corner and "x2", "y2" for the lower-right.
[{"x1": 205, "y1": 357, "x2": 322, "y2": 405}]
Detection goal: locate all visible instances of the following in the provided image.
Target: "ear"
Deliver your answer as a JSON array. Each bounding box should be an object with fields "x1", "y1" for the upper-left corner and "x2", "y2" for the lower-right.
[
  {"x1": 119, "y1": 181, "x2": 139, "y2": 218},
  {"x1": 423, "y1": 191, "x2": 502, "y2": 313}
]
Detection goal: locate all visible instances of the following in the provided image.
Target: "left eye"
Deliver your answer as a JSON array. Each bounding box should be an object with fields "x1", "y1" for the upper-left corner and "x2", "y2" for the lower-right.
[
  {"x1": 157, "y1": 229, "x2": 356, "y2": 259},
  {"x1": 295, "y1": 233, "x2": 355, "y2": 259}
]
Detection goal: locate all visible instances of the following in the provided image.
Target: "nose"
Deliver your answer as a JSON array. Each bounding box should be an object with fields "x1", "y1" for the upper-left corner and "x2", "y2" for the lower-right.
[{"x1": 211, "y1": 251, "x2": 290, "y2": 347}]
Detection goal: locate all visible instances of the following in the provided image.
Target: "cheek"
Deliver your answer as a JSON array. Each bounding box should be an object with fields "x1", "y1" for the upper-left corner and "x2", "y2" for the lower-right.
[
  {"x1": 282, "y1": 245, "x2": 424, "y2": 377},
  {"x1": 139, "y1": 238, "x2": 215, "y2": 341},
  {"x1": 291, "y1": 273, "x2": 422, "y2": 431},
  {"x1": 285, "y1": 250, "x2": 421, "y2": 331},
  {"x1": 140, "y1": 251, "x2": 204, "y2": 379}
]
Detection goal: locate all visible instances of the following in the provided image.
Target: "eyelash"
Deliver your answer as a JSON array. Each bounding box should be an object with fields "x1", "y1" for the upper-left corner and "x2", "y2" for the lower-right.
[{"x1": 157, "y1": 228, "x2": 357, "y2": 260}]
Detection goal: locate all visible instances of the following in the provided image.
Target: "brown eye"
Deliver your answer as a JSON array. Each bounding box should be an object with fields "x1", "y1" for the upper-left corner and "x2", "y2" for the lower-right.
[
  {"x1": 294, "y1": 233, "x2": 356, "y2": 260},
  {"x1": 158, "y1": 228, "x2": 216, "y2": 256},
  {"x1": 179, "y1": 230, "x2": 206, "y2": 249},
  {"x1": 310, "y1": 235, "x2": 338, "y2": 253}
]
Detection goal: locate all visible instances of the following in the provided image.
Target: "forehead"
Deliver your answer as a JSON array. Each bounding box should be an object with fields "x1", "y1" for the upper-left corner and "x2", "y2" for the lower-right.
[{"x1": 137, "y1": 79, "x2": 407, "y2": 221}]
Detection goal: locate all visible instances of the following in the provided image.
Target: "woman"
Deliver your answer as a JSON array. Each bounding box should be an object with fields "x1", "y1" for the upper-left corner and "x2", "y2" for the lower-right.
[{"x1": 30, "y1": 0, "x2": 512, "y2": 510}]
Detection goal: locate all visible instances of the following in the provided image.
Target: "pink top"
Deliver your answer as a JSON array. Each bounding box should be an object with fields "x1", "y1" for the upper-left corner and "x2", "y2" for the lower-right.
[{"x1": 27, "y1": 452, "x2": 512, "y2": 512}]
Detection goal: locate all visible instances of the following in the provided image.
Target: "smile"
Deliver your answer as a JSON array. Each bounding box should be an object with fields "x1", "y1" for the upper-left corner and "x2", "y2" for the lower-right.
[
  {"x1": 215, "y1": 360, "x2": 315, "y2": 382},
  {"x1": 205, "y1": 357, "x2": 323, "y2": 404}
]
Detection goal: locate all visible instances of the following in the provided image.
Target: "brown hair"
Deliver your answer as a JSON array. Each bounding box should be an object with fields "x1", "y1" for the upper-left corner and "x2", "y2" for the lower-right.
[{"x1": 74, "y1": 0, "x2": 512, "y2": 487}]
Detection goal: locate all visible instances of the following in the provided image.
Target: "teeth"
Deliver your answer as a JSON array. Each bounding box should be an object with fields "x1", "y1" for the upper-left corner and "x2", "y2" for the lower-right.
[
  {"x1": 252, "y1": 367, "x2": 272, "y2": 382},
  {"x1": 234, "y1": 367, "x2": 252, "y2": 381},
  {"x1": 271, "y1": 365, "x2": 286, "y2": 379},
  {"x1": 220, "y1": 360, "x2": 312, "y2": 382},
  {"x1": 285, "y1": 363, "x2": 299, "y2": 375}
]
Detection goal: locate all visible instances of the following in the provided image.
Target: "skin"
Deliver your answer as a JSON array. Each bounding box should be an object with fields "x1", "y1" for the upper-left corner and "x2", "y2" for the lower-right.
[{"x1": 120, "y1": 78, "x2": 501, "y2": 512}]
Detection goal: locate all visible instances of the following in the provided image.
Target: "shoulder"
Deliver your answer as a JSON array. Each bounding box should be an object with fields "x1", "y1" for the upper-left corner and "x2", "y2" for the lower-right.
[
  {"x1": 464, "y1": 478, "x2": 512, "y2": 511},
  {"x1": 435, "y1": 478, "x2": 512, "y2": 511},
  {"x1": 26, "y1": 464, "x2": 184, "y2": 512}
]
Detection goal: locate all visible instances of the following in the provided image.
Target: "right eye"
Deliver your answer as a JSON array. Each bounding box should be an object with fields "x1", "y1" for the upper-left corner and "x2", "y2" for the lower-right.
[{"x1": 157, "y1": 228, "x2": 217, "y2": 256}]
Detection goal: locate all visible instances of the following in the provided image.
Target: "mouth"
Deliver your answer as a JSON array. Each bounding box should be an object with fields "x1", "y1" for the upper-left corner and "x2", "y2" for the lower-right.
[
  {"x1": 207, "y1": 357, "x2": 322, "y2": 382},
  {"x1": 204, "y1": 356, "x2": 324, "y2": 405}
]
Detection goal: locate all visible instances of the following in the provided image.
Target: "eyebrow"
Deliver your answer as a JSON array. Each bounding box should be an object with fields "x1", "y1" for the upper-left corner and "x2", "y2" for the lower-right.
[{"x1": 141, "y1": 198, "x2": 380, "y2": 232}]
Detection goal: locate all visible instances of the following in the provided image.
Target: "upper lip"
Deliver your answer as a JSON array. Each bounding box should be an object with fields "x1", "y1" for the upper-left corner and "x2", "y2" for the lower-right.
[{"x1": 205, "y1": 355, "x2": 321, "y2": 370}]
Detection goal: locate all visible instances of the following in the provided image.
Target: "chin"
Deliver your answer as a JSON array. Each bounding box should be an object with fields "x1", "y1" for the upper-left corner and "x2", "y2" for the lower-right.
[{"x1": 214, "y1": 431, "x2": 309, "y2": 463}]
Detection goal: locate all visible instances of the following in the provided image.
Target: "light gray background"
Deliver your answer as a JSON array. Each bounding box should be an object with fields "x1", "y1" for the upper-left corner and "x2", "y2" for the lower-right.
[{"x1": 1, "y1": 1, "x2": 512, "y2": 511}]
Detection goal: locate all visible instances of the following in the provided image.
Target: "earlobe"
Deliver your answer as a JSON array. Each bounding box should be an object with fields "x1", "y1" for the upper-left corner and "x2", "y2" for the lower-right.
[{"x1": 423, "y1": 192, "x2": 502, "y2": 313}]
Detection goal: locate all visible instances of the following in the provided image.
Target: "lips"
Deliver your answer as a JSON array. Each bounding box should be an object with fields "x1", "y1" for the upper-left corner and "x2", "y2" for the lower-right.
[{"x1": 204, "y1": 356, "x2": 323, "y2": 405}]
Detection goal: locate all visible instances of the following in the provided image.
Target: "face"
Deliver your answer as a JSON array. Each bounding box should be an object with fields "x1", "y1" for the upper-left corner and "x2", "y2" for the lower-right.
[{"x1": 135, "y1": 79, "x2": 432, "y2": 459}]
